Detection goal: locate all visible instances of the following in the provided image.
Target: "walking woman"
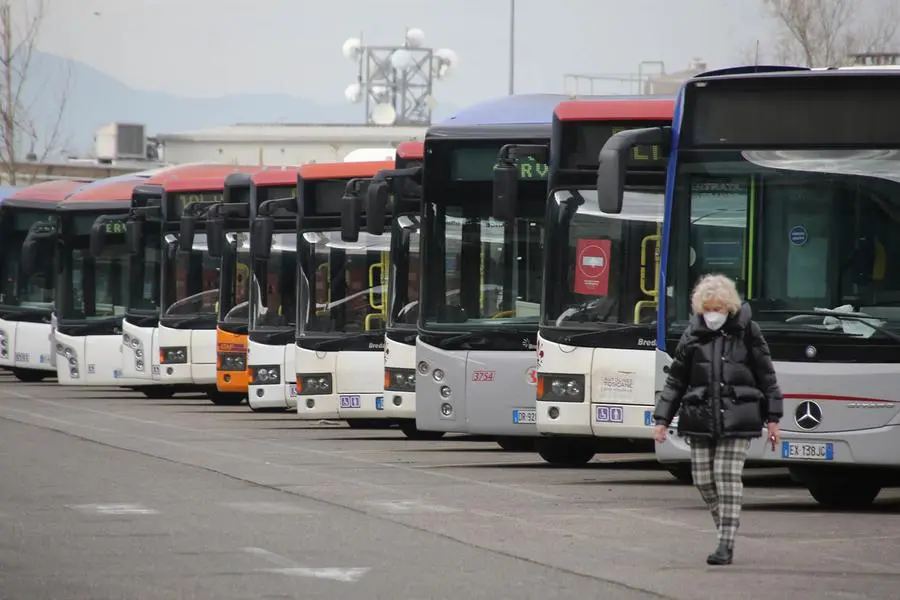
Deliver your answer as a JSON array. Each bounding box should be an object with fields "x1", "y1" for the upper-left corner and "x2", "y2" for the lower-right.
[{"x1": 652, "y1": 274, "x2": 783, "y2": 566}]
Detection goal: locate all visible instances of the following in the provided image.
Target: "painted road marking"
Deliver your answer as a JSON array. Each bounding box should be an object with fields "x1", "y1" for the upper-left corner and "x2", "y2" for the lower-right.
[
  {"x1": 221, "y1": 501, "x2": 314, "y2": 515},
  {"x1": 243, "y1": 547, "x2": 369, "y2": 583},
  {"x1": 69, "y1": 503, "x2": 159, "y2": 515},
  {"x1": 364, "y1": 499, "x2": 460, "y2": 514}
]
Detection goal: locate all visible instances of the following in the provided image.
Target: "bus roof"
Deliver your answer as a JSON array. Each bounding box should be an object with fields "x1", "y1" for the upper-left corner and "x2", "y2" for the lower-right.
[
  {"x1": 252, "y1": 167, "x2": 302, "y2": 186},
  {"x1": 147, "y1": 163, "x2": 263, "y2": 186},
  {"x1": 59, "y1": 175, "x2": 149, "y2": 210},
  {"x1": 428, "y1": 93, "x2": 595, "y2": 140},
  {"x1": 299, "y1": 161, "x2": 394, "y2": 181},
  {"x1": 396, "y1": 141, "x2": 424, "y2": 159},
  {"x1": 554, "y1": 97, "x2": 675, "y2": 121},
  {"x1": 6, "y1": 179, "x2": 92, "y2": 207}
]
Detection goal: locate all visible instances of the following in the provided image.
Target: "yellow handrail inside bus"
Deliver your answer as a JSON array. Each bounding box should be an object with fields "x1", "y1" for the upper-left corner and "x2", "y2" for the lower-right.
[
  {"x1": 368, "y1": 262, "x2": 383, "y2": 311},
  {"x1": 634, "y1": 223, "x2": 662, "y2": 324},
  {"x1": 633, "y1": 300, "x2": 657, "y2": 324},
  {"x1": 639, "y1": 228, "x2": 661, "y2": 297}
]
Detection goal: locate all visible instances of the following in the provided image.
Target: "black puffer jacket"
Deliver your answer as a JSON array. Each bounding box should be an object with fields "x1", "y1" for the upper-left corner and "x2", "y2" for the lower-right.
[{"x1": 654, "y1": 303, "x2": 783, "y2": 439}]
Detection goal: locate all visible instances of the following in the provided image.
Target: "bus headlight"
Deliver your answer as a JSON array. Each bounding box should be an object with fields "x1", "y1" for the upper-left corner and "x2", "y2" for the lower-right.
[
  {"x1": 218, "y1": 352, "x2": 247, "y2": 371},
  {"x1": 57, "y1": 343, "x2": 79, "y2": 378},
  {"x1": 297, "y1": 373, "x2": 332, "y2": 395},
  {"x1": 384, "y1": 368, "x2": 416, "y2": 392},
  {"x1": 537, "y1": 374, "x2": 585, "y2": 403},
  {"x1": 251, "y1": 365, "x2": 281, "y2": 384},
  {"x1": 160, "y1": 346, "x2": 188, "y2": 364}
]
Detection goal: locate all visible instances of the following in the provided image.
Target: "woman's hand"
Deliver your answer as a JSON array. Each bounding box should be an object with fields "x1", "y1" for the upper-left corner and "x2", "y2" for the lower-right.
[
  {"x1": 653, "y1": 424, "x2": 668, "y2": 443},
  {"x1": 766, "y1": 422, "x2": 780, "y2": 450}
]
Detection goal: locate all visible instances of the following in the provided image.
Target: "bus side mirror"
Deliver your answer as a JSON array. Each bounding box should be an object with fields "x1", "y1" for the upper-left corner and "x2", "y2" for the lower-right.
[
  {"x1": 365, "y1": 182, "x2": 390, "y2": 236},
  {"x1": 597, "y1": 126, "x2": 668, "y2": 214},
  {"x1": 492, "y1": 161, "x2": 519, "y2": 221},
  {"x1": 178, "y1": 216, "x2": 196, "y2": 252},
  {"x1": 251, "y1": 217, "x2": 274, "y2": 260},
  {"x1": 90, "y1": 219, "x2": 106, "y2": 259},
  {"x1": 207, "y1": 217, "x2": 224, "y2": 259},
  {"x1": 126, "y1": 220, "x2": 143, "y2": 255},
  {"x1": 341, "y1": 192, "x2": 362, "y2": 242},
  {"x1": 21, "y1": 238, "x2": 39, "y2": 277}
]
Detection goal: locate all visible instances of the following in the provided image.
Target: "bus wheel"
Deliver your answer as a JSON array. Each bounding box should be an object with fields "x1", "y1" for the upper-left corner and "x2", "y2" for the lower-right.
[
  {"x1": 399, "y1": 420, "x2": 445, "y2": 440},
  {"x1": 141, "y1": 387, "x2": 175, "y2": 399},
  {"x1": 12, "y1": 368, "x2": 48, "y2": 383},
  {"x1": 207, "y1": 391, "x2": 245, "y2": 406},
  {"x1": 808, "y1": 480, "x2": 881, "y2": 509},
  {"x1": 535, "y1": 438, "x2": 594, "y2": 466},
  {"x1": 664, "y1": 463, "x2": 694, "y2": 485},
  {"x1": 496, "y1": 436, "x2": 537, "y2": 452}
]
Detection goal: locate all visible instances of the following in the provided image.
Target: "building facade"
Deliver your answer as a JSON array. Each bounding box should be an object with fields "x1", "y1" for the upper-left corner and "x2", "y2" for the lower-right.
[{"x1": 156, "y1": 123, "x2": 426, "y2": 166}]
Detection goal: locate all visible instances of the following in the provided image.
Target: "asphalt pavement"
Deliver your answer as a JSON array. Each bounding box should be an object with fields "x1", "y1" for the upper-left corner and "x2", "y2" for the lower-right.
[{"x1": 0, "y1": 373, "x2": 898, "y2": 600}]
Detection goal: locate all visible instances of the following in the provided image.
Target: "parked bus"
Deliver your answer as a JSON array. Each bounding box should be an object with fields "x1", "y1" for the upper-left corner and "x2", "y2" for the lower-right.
[
  {"x1": 244, "y1": 167, "x2": 300, "y2": 411},
  {"x1": 0, "y1": 180, "x2": 89, "y2": 381},
  {"x1": 121, "y1": 165, "x2": 266, "y2": 397},
  {"x1": 340, "y1": 141, "x2": 434, "y2": 437},
  {"x1": 514, "y1": 97, "x2": 673, "y2": 465},
  {"x1": 596, "y1": 65, "x2": 900, "y2": 508},
  {"x1": 122, "y1": 164, "x2": 260, "y2": 398},
  {"x1": 210, "y1": 173, "x2": 254, "y2": 405},
  {"x1": 289, "y1": 161, "x2": 394, "y2": 427},
  {"x1": 53, "y1": 174, "x2": 168, "y2": 385},
  {"x1": 414, "y1": 94, "x2": 562, "y2": 449},
  {"x1": 155, "y1": 169, "x2": 262, "y2": 404}
]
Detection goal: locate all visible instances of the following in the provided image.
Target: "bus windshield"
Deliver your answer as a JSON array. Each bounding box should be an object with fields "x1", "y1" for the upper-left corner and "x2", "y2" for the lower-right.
[
  {"x1": 0, "y1": 209, "x2": 55, "y2": 310},
  {"x1": 220, "y1": 232, "x2": 251, "y2": 324},
  {"x1": 388, "y1": 217, "x2": 420, "y2": 329},
  {"x1": 420, "y1": 202, "x2": 543, "y2": 330},
  {"x1": 300, "y1": 230, "x2": 390, "y2": 335},
  {"x1": 128, "y1": 219, "x2": 161, "y2": 313},
  {"x1": 60, "y1": 213, "x2": 128, "y2": 320},
  {"x1": 668, "y1": 149, "x2": 900, "y2": 340},
  {"x1": 163, "y1": 233, "x2": 219, "y2": 317},
  {"x1": 545, "y1": 189, "x2": 664, "y2": 329},
  {"x1": 250, "y1": 233, "x2": 296, "y2": 330}
]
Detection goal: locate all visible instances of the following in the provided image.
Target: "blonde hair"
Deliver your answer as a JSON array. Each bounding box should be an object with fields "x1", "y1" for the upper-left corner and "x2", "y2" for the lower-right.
[{"x1": 691, "y1": 274, "x2": 742, "y2": 315}]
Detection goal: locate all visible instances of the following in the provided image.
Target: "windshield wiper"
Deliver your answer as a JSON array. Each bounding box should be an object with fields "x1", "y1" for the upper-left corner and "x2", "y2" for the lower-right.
[
  {"x1": 439, "y1": 327, "x2": 535, "y2": 346},
  {"x1": 758, "y1": 309, "x2": 900, "y2": 345},
  {"x1": 306, "y1": 331, "x2": 383, "y2": 351},
  {"x1": 556, "y1": 323, "x2": 644, "y2": 344},
  {"x1": 163, "y1": 314, "x2": 215, "y2": 327}
]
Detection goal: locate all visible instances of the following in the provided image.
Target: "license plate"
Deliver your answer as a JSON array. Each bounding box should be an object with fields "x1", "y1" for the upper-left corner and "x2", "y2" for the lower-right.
[
  {"x1": 340, "y1": 395, "x2": 361, "y2": 409},
  {"x1": 375, "y1": 396, "x2": 384, "y2": 410},
  {"x1": 595, "y1": 404, "x2": 624, "y2": 423},
  {"x1": 512, "y1": 409, "x2": 536, "y2": 424},
  {"x1": 782, "y1": 441, "x2": 834, "y2": 461}
]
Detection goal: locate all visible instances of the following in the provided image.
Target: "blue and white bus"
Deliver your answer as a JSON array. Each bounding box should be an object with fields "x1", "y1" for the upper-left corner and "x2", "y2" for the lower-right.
[{"x1": 596, "y1": 65, "x2": 900, "y2": 508}]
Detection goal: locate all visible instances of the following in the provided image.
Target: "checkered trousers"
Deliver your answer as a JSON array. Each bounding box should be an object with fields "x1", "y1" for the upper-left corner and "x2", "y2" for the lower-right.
[{"x1": 689, "y1": 436, "x2": 750, "y2": 548}]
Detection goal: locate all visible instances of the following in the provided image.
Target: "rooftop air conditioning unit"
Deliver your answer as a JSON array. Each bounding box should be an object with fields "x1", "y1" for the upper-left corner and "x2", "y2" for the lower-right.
[{"x1": 94, "y1": 123, "x2": 148, "y2": 161}]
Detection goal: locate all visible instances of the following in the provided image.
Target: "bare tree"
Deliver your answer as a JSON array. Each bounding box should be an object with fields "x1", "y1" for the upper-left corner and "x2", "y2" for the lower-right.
[
  {"x1": 0, "y1": 0, "x2": 70, "y2": 185},
  {"x1": 756, "y1": 0, "x2": 899, "y2": 67}
]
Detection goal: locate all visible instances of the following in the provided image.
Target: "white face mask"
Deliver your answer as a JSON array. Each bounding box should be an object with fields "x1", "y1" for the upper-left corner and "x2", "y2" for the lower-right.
[{"x1": 703, "y1": 311, "x2": 727, "y2": 331}]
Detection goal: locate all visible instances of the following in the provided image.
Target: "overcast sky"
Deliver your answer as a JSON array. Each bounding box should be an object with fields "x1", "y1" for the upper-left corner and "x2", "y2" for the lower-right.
[{"x1": 38, "y1": 0, "x2": 775, "y2": 107}]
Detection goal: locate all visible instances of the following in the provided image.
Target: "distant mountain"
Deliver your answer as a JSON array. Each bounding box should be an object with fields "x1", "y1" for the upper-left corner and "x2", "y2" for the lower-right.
[{"x1": 25, "y1": 51, "x2": 459, "y2": 157}]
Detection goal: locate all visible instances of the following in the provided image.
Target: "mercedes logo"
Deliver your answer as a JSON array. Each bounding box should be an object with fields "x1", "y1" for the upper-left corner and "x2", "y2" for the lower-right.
[
  {"x1": 805, "y1": 345, "x2": 817, "y2": 359},
  {"x1": 794, "y1": 400, "x2": 823, "y2": 430}
]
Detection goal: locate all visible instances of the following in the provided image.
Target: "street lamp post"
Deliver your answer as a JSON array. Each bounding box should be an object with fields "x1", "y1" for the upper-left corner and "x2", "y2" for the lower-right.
[{"x1": 343, "y1": 28, "x2": 457, "y2": 126}]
